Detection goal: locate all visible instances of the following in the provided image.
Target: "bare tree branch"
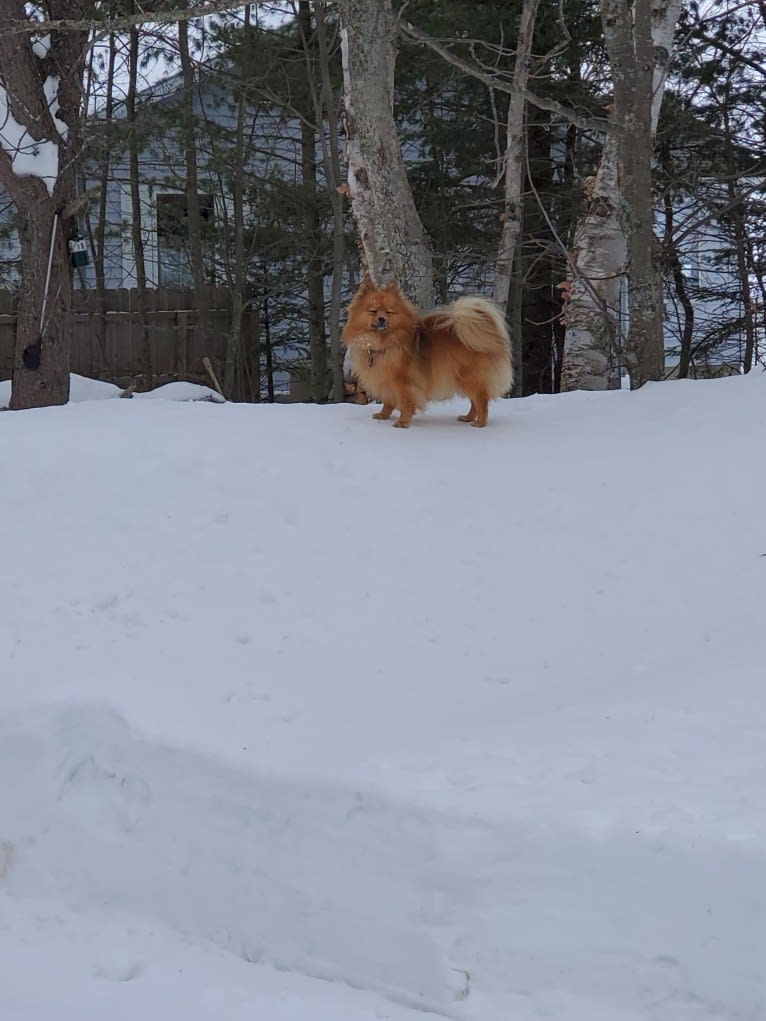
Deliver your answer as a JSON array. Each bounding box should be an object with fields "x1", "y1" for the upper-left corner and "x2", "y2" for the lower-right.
[
  {"x1": 694, "y1": 29, "x2": 766, "y2": 78},
  {"x1": 397, "y1": 17, "x2": 609, "y2": 133},
  {"x1": 5, "y1": 1, "x2": 255, "y2": 35}
]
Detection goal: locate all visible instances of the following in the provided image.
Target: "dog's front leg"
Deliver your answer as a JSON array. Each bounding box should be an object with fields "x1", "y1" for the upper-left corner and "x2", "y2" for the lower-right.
[
  {"x1": 373, "y1": 402, "x2": 395, "y2": 420},
  {"x1": 394, "y1": 398, "x2": 416, "y2": 428}
]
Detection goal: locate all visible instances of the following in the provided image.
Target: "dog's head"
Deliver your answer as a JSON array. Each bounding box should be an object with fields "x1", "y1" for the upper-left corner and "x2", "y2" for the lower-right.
[
  {"x1": 343, "y1": 276, "x2": 419, "y2": 348},
  {"x1": 357, "y1": 276, "x2": 400, "y2": 333}
]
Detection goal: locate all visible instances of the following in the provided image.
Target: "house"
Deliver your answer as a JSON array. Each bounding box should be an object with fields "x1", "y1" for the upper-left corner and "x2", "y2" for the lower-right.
[
  {"x1": 662, "y1": 197, "x2": 752, "y2": 376},
  {"x1": 81, "y1": 65, "x2": 307, "y2": 291}
]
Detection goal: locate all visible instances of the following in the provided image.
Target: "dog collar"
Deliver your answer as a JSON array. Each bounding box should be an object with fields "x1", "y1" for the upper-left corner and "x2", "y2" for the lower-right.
[{"x1": 365, "y1": 345, "x2": 388, "y2": 368}]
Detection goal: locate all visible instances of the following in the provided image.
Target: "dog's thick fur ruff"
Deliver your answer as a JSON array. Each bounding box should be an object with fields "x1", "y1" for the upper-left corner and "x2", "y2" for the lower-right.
[{"x1": 342, "y1": 278, "x2": 513, "y2": 428}]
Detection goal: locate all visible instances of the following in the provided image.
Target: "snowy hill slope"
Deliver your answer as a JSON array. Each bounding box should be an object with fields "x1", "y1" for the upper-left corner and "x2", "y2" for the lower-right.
[{"x1": 1, "y1": 376, "x2": 764, "y2": 1020}]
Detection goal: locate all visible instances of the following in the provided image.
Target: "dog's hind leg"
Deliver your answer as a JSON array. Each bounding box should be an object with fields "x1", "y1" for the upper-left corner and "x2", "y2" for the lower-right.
[{"x1": 466, "y1": 389, "x2": 489, "y2": 427}]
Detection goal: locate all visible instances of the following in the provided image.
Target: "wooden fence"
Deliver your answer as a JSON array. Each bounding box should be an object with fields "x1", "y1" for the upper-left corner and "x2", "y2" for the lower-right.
[{"x1": 0, "y1": 287, "x2": 257, "y2": 391}]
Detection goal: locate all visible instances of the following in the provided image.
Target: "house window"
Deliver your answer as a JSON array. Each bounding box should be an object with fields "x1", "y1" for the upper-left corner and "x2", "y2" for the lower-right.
[
  {"x1": 156, "y1": 192, "x2": 214, "y2": 287},
  {"x1": 681, "y1": 255, "x2": 700, "y2": 288}
]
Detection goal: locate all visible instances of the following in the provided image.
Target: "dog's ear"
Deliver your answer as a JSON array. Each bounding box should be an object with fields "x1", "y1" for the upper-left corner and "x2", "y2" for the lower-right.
[{"x1": 358, "y1": 272, "x2": 374, "y2": 294}]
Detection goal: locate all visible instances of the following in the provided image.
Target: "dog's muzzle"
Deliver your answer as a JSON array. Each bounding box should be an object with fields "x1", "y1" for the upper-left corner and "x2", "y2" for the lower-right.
[{"x1": 371, "y1": 317, "x2": 388, "y2": 332}]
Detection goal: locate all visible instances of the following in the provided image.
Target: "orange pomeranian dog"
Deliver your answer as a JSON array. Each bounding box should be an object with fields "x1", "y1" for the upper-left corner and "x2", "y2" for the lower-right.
[{"x1": 342, "y1": 276, "x2": 513, "y2": 428}]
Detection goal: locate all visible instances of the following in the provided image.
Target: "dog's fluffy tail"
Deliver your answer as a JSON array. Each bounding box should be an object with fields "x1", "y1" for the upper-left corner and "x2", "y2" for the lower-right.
[
  {"x1": 425, "y1": 297, "x2": 511, "y2": 354},
  {"x1": 425, "y1": 297, "x2": 514, "y2": 392}
]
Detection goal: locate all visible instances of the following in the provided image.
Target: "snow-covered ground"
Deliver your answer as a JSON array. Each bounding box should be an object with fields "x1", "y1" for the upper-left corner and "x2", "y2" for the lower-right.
[{"x1": 1, "y1": 374, "x2": 764, "y2": 1020}]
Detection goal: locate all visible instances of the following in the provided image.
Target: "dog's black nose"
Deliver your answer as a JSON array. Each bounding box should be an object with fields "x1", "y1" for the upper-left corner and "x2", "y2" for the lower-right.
[{"x1": 376, "y1": 316, "x2": 387, "y2": 328}]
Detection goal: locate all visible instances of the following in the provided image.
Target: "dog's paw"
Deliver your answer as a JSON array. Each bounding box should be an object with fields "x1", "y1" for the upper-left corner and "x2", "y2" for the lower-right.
[{"x1": 393, "y1": 419, "x2": 411, "y2": 429}]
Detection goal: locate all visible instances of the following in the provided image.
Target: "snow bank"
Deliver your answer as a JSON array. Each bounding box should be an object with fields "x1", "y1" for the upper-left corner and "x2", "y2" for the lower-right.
[
  {"x1": 1, "y1": 374, "x2": 764, "y2": 1020},
  {"x1": 133, "y1": 380, "x2": 225, "y2": 403},
  {"x1": 0, "y1": 374, "x2": 224, "y2": 409}
]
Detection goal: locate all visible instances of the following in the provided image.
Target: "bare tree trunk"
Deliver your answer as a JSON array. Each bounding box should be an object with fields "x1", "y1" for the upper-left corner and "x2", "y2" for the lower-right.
[
  {"x1": 93, "y1": 33, "x2": 116, "y2": 293},
  {"x1": 262, "y1": 282, "x2": 274, "y2": 402},
  {"x1": 724, "y1": 194, "x2": 756, "y2": 374},
  {"x1": 296, "y1": 1, "x2": 330, "y2": 402},
  {"x1": 338, "y1": 0, "x2": 433, "y2": 308},
  {"x1": 89, "y1": 30, "x2": 117, "y2": 373},
  {"x1": 721, "y1": 76, "x2": 756, "y2": 374},
  {"x1": 559, "y1": 136, "x2": 624, "y2": 391},
  {"x1": 126, "y1": 18, "x2": 153, "y2": 389},
  {"x1": 223, "y1": 3, "x2": 253, "y2": 400},
  {"x1": 562, "y1": 0, "x2": 682, "y2": 391},
  {"x1": 0, "y1": 1, "x2": 89, "y2": 409},
  {"x1": 7, "y1": 194, "x2": 73, "y2": 408},
  {"x1": 178, "y1": 17, "x2": 213, "y2": 369},
  {"x1": 617, "y1": 0, "x2": 663, "y2": 387},
  {"x1": 493, "y1": 0, "x2": 540, "y2": 314},
  {"x1": 314, "y1": 0, "x2": 345, "y2": 401},
  {"x1": 745, "y1": 234, "x2": 764, "y2": 371},
  {"x1": 521, "y1": 112, "x2": 558, "y2": 395},
  {"x1": 663, "y1": 187, "x2": 694, "y2": 378},
  {"x1": 658, "y1": 137, "x2": 693, "y2": 378}
]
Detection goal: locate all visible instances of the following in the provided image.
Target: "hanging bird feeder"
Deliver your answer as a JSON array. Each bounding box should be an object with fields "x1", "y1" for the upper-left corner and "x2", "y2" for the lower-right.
[{"x1": 69, "y1": 234, "x2": 89, "y2": 268}]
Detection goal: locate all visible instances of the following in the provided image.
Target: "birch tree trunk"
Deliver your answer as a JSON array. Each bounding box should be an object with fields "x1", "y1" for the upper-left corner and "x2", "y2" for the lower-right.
[
  {"x1": 560, "y1": 134, "x2": 625, "y2": 391},
  {"x1": 338, "y1": 0, "x2": 433, "y2": 309},
  {"x1": 0, "y1": 1, "x2": 89, "y2": 410},
  {"x1": 561, "y1": 0, "x2": 682, "y2": 391},
  {"x1": 493, "y1": 0, "x2": 540, "y2": 314},
  {"x1": 492, "y1": 0, "x2": 540, "y2": 395}
]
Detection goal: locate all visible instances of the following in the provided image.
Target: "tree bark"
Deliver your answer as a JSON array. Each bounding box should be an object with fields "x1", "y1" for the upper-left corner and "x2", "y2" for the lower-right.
[
  {"x1": 338, "y1": 0, "x2": 433, "y2": 308},
  {"x1": 296, "y1": 1, "x2": 330, "y2": 402},
  {"x1": 662, "y1": 186, "x2": 694, "y2": 378},
  {"x1": 88, "y1": 30, "x2": 117, "y2": 374},
  {"x1": 178, "y1": 17, "x2": 213, "y2": 372},
  {"x1": 223, "y1": 2, "x2": 255, "y2": 400},
  {"x1": 0, "y1": 0, "x2": 89, "y2": 409},
  {"x1": 561, "y1": 0, "x2": 682, "y2": 391},
  {"x1": 521, "y1": 111, "x2": 557, "y2": 395},
  {"x1": 493, "y1": 0, "x2": 540, "y2": 315},
  {"x1": 616, "y1": 0, "x2": 663, "y2": 387},
  {"x1": 721, "y1": 75, "x2": 756, "y2": 374},
  {"x1": 313, "y1": 0, "x2": 345, "y2": 401},
  {"x1": 559, "y1": 135, "x2": 624, "y2": 391},
  {"x1": 126, "y1": 17, "x2": 153, "y2": 389}
]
